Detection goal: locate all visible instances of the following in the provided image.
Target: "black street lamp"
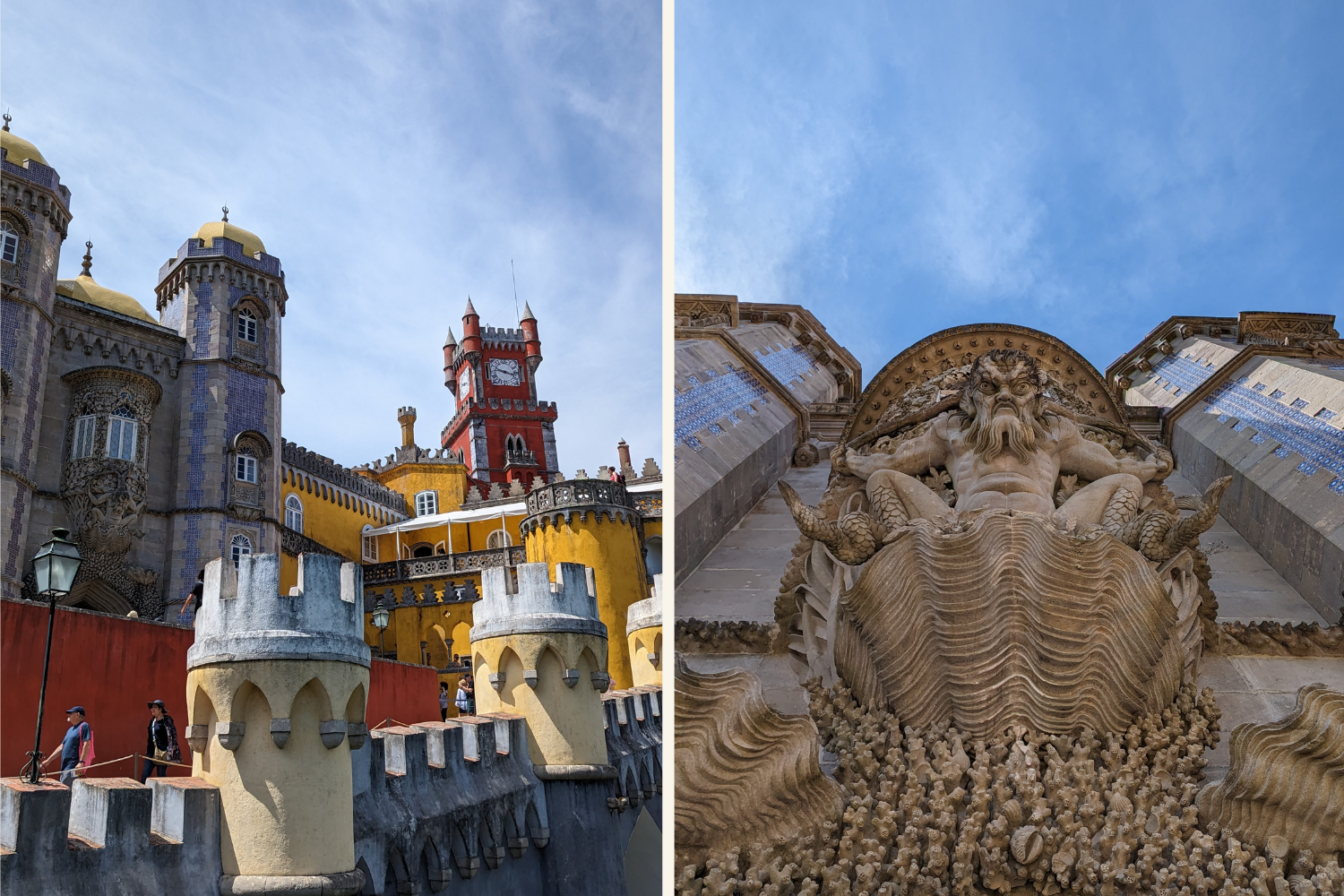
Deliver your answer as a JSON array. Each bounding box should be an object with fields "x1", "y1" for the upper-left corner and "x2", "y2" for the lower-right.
[
  {"x1": 25, "y1": 529, "x2": 83, "y2": 784},
  {"x1": 371, "y1": 598, "x2": 390, "y2": 659}
]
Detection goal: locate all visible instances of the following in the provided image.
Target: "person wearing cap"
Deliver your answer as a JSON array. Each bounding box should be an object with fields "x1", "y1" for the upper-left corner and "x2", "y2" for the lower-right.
[
  {"x1": 41, "y1": 706, "x2": 92, "y2": 785},
  {"x1": 139, "y1": 699, "x2": 181, "y2": 783}
]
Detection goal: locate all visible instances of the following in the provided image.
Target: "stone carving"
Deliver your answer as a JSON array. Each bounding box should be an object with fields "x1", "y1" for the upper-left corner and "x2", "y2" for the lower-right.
[
  {"x1": 673, "y1": 618, "x2": 777, "y2": 655},
  {"x1": 1198, "y1": 684, "x2": 1344, "y2": 856},
  {"x1": 677, "y1": 680, "x2": 1344, "y2": 895},
  {"x1": 674, "y1": 662, "x2": 843, "y2": 870},
  {"x1": 819, "y1": 510, "x2": 1186, "y2": 735},
  {"x1": 1210, "y1": 619, "x2": 1344, "y2": 657}
]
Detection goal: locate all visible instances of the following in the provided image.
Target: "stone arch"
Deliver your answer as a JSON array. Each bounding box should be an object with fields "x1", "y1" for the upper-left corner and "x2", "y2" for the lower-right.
[
  {"x1": 479, "y1": 811, "x2": 505, "y2": 869},
  {"x1": 578, "y1": 645, "x2": 602, "y2": 678},
  {"x1": 289, "y1": 677, "x2": 335, "y2": 744},
  {"x1": 189, "y1": 682, "x2": 218, "y2": 774},
  {"x1": 623, "y1": 766, "x2": 642, "y2": 808},
  {"x1": 426, "y1": 624, "x2": 451, "y2": 668},
  {"x1": 525, "y1": 800, "x2": 547, "y2": 847},
  {"x1": 345, "y1": 682, "x2": 367, "y2": 725},
  {"x1": 353, "y1": 856, "x2": 376, "y2": 895},
  {"x1": 385, "y1": 847, "x2": 411, "y2": 895},
  {"x1": 450, "y1": 820, "x2": 478, "y2": 880},
  {"x1": 451, "y1": 622, "x2": 472, "y2": 661},
  {"x1": 417, "y1": 832, "x2": 449, "y2": 893},
  {"x1": 496, "y1": 645, "x2": 525, "y2": 709},
  {"x1": 230, "y1": 679, "x2": 272, "y2": 726}
]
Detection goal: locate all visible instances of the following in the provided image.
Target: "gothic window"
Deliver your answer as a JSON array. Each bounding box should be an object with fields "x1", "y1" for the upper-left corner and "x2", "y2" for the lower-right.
[
  {"x1": 0, "y1": 222, "x2": 18, "y2": 264},
  {"x1": 285, "y1": 494, "x2": 304, "y2": 532},
  {"x1": 71, "y1": 415, "x2": 97, "y2": 459},
  {"x1": 486, "y1": 529, "x2": 512, "y2": 549},
  {"x1": 236, "y1": 309, "x2": 258, "y2": 343},
  {"x1": 236, "y1": 454, "x2": 258, "y2": 483},
  {"x1": 106, "y1": 408, "x2": 138, "y2": 461},
  {"x1": 415, "y1": 490, "x2": 438, "y2": 516},
  {"x1": 361, "y1": 525, "x2": 378, "y2": 562},
  {"x1": 230, "y1": 534, "x2": 252, "y2": 568}
]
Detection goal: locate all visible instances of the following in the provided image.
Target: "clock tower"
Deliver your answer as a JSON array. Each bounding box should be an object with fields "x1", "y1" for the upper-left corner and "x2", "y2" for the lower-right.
[{"x1": 440, "y1": 299, "x2": 559, "y2": 486}]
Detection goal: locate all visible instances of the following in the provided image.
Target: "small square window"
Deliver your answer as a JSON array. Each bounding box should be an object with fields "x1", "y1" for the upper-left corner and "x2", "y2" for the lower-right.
[
  {"x1": 415, "y1": 491, "x2": 438, "y2": 516},
  {"x1": 0, "y1": 223, "x2": 18, "y2": 264},
  {"x1": 236, "y1": 455, "x2": 258, "y2": 483},
  {"x1": 237, "y1": 310, "x2": 258, "y2": 343}
]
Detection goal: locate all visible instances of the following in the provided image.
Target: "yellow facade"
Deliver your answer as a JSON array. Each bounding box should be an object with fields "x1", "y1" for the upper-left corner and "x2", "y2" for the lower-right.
[
  {"x1": 187, "y1": 658, "x2": 368, "y2": 877},
  {"x1": 370, "y1": 461, "x2": 471, "y2": 518},
  {"x1": 627, "y1": 624, "x2": 663, "y2": 687},
  {"x1": 279, "y1": 467, "x2": 379, "y2": 594},
  {"x1": 363, "y1": 514, "x2": 523, "y2": 562},
  {"x1": 524, "y1": 516, "x2": 650, "y2": 690},
  {"x1": 472, "y1": 631, "x2": 609, "y2": 770}
]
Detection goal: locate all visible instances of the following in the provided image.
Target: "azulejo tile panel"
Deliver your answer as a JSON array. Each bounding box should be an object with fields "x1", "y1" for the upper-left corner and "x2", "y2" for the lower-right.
[
  {"x1": 755, "y1": 343, "x2": 818, "y2": 386},
  {"x1": 675, "y1": 367, "x2": 769, "y2": 445},
  {"x1": 1148, "y1": 353, "x2": 1216, "y2": 394},
  {"x1": 1203, "y1": 380, "x2": 1344, "y2": 481}
]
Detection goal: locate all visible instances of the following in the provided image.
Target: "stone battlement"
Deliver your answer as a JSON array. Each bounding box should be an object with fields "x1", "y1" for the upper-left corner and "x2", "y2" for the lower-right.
[
  {"x1": 626, "y1": 576, "x2": 663, "y2": 636},
  {"x1": 354, "y1": 713, "x2": 549, "y2": 887},
  {"x1": 188, "y1": 553, "x2": 371, "y2": 669},
  {"x1": 0, "y1": 777, "x2": 222, "y2": 896},
  {"x1": 601, "y1": 688, "x2": 664, "y2": 812},
  {"x1": 471, "y1": 562, "x2": 607, "y2": 642}
]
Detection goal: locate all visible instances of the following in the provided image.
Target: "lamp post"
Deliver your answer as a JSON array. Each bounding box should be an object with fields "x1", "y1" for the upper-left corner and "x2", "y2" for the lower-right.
[
  {"x1": 371, "y1": 598, "x2": 390, "y2": 659},
  {"x1": 25, "y1": 529, "x2": 83, "y2": 784}
]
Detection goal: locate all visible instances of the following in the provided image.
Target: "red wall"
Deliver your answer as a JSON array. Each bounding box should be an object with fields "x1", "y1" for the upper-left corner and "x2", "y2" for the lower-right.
[{"x1": 2, "y1": 599, "x2": 441, "y2": 779}]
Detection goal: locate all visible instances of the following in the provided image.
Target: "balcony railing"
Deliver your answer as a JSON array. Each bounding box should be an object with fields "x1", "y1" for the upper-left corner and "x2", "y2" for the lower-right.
[
  {"x1": 504, "y1": 448, "x2": 538, "y2": 467},
  {"x1": 361, "y1": 545, "x2": 527, "y2": 586}
]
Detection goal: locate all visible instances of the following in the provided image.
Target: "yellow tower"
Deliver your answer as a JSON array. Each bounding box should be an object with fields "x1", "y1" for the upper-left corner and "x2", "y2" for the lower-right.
[
  {"x1": 625, "y1": 574, "x2": 663, "y2": 687},
  {"x1": 521, "y1": 479, "x2": 650, "y2": 689},
  {"x1": 470, "y1": 561, "x2": 614, "y2": 779},
  {"x1": 184, "y1": 553, "x2": 370, "y2": 896}
]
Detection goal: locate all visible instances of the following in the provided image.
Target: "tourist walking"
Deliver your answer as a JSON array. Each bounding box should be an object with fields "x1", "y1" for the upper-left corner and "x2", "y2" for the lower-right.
[
  {"x1": 42, "y1": 706, "x2": 93, "y2": 786},
  {"x1": 139, "y1": 699, "x2": 181, "y2": 783},
  {"x1": 455, "y1": 673, "x2": 475, "y2": 716},
  {"x1": 439, "y1": 681, "x2": 450, "y2": 721}
]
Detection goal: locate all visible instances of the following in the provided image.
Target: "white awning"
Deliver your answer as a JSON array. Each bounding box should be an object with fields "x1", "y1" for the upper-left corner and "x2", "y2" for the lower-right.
[
  {"x1": 625, "y1": 480, "x2": 662, "y2": 494},
  {"x1": 364, "y1": 501, "x2": 526, "y2": 536}
]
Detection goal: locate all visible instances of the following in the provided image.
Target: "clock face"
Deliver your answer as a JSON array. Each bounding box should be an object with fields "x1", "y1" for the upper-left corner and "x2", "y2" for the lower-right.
[
  {"x1": 489, "y1": 358, "x2": 522, "y2": 387},
  {"x1": 458, "y1": 368, "x2": 471, "y2": 400}
]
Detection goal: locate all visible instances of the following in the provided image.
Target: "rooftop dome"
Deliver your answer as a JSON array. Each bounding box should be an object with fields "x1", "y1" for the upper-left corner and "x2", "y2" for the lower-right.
[
  {"x1": 194, "y1": 216, "x2": 266, "y2": 259},
  {"x1": 55, "y1": 242, "x2": 156, "y2": 324},
  {"x1": 0, "y1": 118, "x2": 48, "y2": 168}
]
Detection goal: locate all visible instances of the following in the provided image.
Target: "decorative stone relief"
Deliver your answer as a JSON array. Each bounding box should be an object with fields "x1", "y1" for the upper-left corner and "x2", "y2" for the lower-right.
[
  {"x1": 1198, "y1": 684, "x2": 1344, "y2": 857},
  {"x1": 674, "y1": 662, "x2": 843, "y2": 870}
]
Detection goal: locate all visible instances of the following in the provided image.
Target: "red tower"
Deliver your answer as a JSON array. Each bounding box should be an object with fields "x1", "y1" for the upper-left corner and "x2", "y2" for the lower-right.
[{"x1": 440, "y1": 299, "x2": 559, "y2": 487}]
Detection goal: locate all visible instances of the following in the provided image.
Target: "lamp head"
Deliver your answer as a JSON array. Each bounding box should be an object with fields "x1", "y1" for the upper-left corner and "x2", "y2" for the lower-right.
[
  {"x1": 371, "y1": 598, "x2": 390, "y2": 631},
  {"x1": 33, "y1": 528, "x2": 82, "y2": 597}
]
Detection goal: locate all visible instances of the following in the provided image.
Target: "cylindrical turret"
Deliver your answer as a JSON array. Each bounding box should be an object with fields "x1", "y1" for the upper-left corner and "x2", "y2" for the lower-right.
[
  {"x1": 470, "y1": 562, "x2": 613, "y2": 780},
  {"x1": 461, "y1": 297, "x2": 482, "y2": 355},
  {"x1": 397, "y1": 406, "x2": 417, "y2": 448},
  {"x1": 616, "y1": 439, "x2": 634, "y2": 479},
  {"x1": 443, "y1": 328, "x2": 458, "y2": 390},
  {"x1": 625, "y1": 575, "x2": 663, "y2": 687},
  {"x1": 185, "y1": 553, "x2": 370, "y2": 896},
  {"x1": 520, "y1": 479, "x2": 649, "y2": 690},
  {"x1": 521, "y1": 301, "x2": 541, "y2": 361}
]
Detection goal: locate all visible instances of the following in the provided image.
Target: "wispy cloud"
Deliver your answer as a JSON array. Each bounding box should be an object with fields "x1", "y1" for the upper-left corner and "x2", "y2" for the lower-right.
[
  {"x1": 677, "y1": 2, "x2": 1344, "y2": 378},
  {"x1": 4, "y1": 0, "x2": 661, "y2": 471}
]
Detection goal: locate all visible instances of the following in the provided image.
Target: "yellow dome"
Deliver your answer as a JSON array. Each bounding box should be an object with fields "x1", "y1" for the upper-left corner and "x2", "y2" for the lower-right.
[
  {"x1": 57, "y1": 275, "x2": 157, "y2": 324},
  {"x1": 194, "y1": 220, "x2": 266, "y2": 258},
  {"x1": 1, "y1": 129, "x2": 48, "y2": 168}
]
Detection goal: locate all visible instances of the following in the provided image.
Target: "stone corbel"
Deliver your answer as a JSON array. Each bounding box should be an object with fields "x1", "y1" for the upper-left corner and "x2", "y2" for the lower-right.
[
  {"x1": 523, "y1": 669, "x2": 539, "y2": 688},
  {"x1": 347, "y1": 722, "x2": 369, "y2": 750},
  {"x1": 508, "y1": 837, "x2": 529, "y2": 859},
  {"x1": 318, "y1": 720, "x2": 347, "y2": 749},
  {"x1": 590, "y1": 671, "x2": 610, "y2": 691},
  {"x1": 270, "y1": 718, "x2": 291, "y2": 748},
  {"x1": 489, "y1": 672, "x2": 505, "y2": 691},
  {"x1": 530, "y1": 826, "x2": 551, "y2": 849},
  {"x1": 561, "y1": 669, "x2": 580, "y2": 688},
  {"x1": 217, "y1": 722, "x2": 245, "y2": 751},
  {"x1": 185, "y1": 725, "x2": 209, "y2": 753},
  {"x1": 647, "y1": 652, "x2": 659, "y2": 665}
]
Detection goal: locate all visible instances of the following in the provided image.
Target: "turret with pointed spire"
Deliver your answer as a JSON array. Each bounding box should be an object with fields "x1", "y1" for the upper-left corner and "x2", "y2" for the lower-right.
[
  {"x1": 442, "y1": 326, "x2": 459, "y2": 392},
  {"x1": 460, "y1": 297, "x2": 482, "y2": 355},
  {"x1": 520, "y1": 301, "x2": 542, "y2": 401}
]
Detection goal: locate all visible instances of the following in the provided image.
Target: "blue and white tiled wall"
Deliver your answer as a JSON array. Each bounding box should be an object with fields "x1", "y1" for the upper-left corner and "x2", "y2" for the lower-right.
[{"x1": 675, "y1": 366, "x2": 769, "y2": 451}]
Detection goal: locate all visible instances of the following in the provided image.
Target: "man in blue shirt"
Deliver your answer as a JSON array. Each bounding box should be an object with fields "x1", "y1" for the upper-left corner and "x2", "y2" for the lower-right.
[{"x1": 42, "y1": 706, "x2": 91, "y2": 785}]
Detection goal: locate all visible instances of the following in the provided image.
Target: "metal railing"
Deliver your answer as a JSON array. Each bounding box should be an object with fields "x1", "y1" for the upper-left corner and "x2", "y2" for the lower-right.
[{"x1": 361, "y1": 545, "x2": 527, "y2": 586}]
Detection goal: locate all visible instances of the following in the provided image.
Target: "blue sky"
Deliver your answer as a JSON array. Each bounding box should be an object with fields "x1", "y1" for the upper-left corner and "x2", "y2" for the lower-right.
[
  {"x1": 676, "y1": 3, "x2": 1344, "y2": 385},
  {"x1": 4, "y1": 0, "x2": 661, "y2": 472}
]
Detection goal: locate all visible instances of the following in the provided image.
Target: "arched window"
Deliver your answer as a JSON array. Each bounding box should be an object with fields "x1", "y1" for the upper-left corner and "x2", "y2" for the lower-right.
[
  {"x1": 106, "y1": 407, "x2": 138, "y2": 461},
  {"x1": 411, "y1": 543, "x2": 433, "y2": 558},
  {"x1": 237, "y1": 308, "x2": 258, "y2": 343},
  {"x1": 285, "y1": 494, "x2": 304, "y2": 532},
  {"x1": 643, "y1": 535, "x2": 663, "y2": 576},
  {"x1": 415, "y1": 491, "x2": 437, "y2": 516},
  {"x1": 230, "y1": 534, "x2": 252, "y2": 568},
  {"x1": 486, "y1": 529, "x2": 512, "y2": 549},
  {"x1": 0, "y1": 222, "x2": 18, "y2": 264},
  {"x1": 236, "y1": 453, "x2": 257, "y2": 483},
  {"x1": 361, "y1": 525, "x2": 378, "y2": 562}
]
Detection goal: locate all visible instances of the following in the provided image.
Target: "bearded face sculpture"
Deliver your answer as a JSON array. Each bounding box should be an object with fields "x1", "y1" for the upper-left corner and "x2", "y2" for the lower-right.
[{"x1": 958, "y1": 349, "x2": 1052, "y2": 464}]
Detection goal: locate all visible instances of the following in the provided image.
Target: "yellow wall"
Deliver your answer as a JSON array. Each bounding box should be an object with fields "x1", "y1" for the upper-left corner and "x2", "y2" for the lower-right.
[
  {"x1": 524, "y1": 516, "x2": 649, "y2": 690},
  {"x1": 362, "y1": 592, "x2": 477, "y2": 666},
  {"x1": 371, "y1": 462, "x2": 470, "y2": 515},
  {"x1": 627, "y1": 625, "x2": 662, "y2": 687},
  {"x1": 187, "y1": 659, "x2": 368, "y2": 877},
  {"x1": 472, "y1": 632, "x2": 609, "y2": 768},
  {"x1": 365, "y1": 515, "x2": 524, "y2": 562},
  {"x1": 280, "y1": 465, "x2": 396, "y2": 593}
]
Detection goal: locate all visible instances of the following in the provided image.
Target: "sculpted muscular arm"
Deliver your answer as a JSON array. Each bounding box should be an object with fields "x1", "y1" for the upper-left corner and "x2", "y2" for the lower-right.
[
  {"x1": 843, "y1": 417, "x2": 952, "y2": 481},
  {"x1": 1054, "y1": 419, "x2": 1165, "y2": 484}
]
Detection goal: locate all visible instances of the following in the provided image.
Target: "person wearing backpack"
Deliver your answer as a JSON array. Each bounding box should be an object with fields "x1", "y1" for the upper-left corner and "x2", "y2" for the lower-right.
[{"x1": 42, "y1": 706, "x2": 93, "y2": 786}]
